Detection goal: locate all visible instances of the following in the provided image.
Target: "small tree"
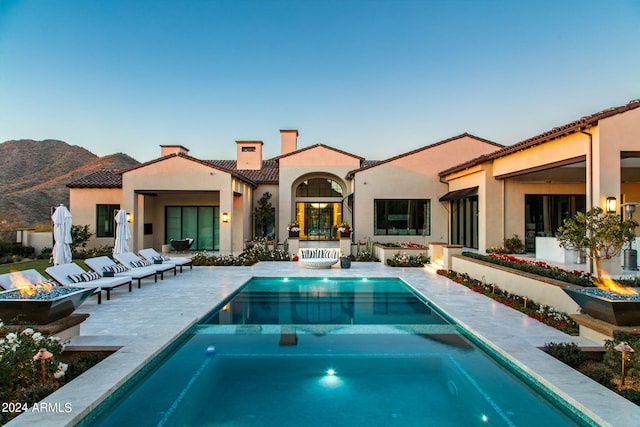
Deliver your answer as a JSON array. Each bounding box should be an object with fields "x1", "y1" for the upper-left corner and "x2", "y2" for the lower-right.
[
  {"x1": 557, "y1": 207, "x2": 638, "y2": 280},
  {"x1": 70, "y1": 224, "x2": 93, "y2": 253},
  {"x1": 254, "y1": 192, "x2": 272, "y2": 239}
]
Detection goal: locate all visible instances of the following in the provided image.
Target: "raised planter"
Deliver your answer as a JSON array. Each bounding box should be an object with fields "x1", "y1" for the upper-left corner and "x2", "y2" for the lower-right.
[
  {"x1": 450, "y1": 255, "x2": 580, "y2": 314},
  {"x1": 374, "y1": 244, "x2": 429, "y2": 264}
]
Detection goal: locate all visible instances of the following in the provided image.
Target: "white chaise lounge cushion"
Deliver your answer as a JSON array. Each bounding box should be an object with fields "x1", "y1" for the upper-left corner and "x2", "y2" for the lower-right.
[
  {"x1": 85, "y1": 256, "x2": 157, "y2": 283},
  {"x1": 45, "y1": 262, "x2": 132, "y2": 302},
  {"x1": 138, "y1": 248, "x2": 193, "y2": 268}
]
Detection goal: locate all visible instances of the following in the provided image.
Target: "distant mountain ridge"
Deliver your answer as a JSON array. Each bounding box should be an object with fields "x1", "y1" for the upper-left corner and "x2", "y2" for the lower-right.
[{"x1": 0, "y1": 139, "x2": 139, "y2": 227}]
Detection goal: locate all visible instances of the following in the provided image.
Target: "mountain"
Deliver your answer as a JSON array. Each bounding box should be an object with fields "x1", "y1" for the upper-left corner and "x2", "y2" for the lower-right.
[{"x1": 0, "y1": 139, "x2": 139, "y2": 227}]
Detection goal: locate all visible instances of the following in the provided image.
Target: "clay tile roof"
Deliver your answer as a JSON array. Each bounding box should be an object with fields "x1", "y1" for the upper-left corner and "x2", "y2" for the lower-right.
[
  {"x1": 67, "y1": 169, "x2": 123, "y2": 188},
  {"x1": 206, "y1": 159, "x2": 279, "y2": 184},
  {"x1": 346, "y1": 133, "x2": 502, "y2": 179},
  {"x1": 439, "y1": 99, "x2": 640, "y2": 177},
  {"x1": 118, "y1": 152, "x2": 258, "y2": 187}
]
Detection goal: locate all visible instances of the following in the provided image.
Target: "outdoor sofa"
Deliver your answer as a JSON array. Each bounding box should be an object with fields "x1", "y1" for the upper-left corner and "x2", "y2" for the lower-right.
[{"x1": 298, "y1": 248, "x2": 340, "y2": 269}]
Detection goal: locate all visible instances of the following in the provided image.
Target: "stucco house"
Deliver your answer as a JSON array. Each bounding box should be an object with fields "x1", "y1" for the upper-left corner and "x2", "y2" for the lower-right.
[
  {"x1": 67, "y1": 131, "x2": 501, "y2": 254},
  {"x1": 67, "y1": 99, "x2": 640, "y2": 269},
  {"x1": 440, "y1": 99, "x2": 640, "y2": 274}
]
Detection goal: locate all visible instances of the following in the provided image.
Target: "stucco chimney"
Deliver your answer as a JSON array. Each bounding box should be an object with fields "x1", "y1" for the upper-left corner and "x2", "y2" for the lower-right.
[
  {"x1": 236, "y1": 140, "x2": 263, "y2": 170},
  {"x1": 161, "y1": 145, "x2": 190, "y2": 157},
  {"x1": 280, "y1": 129, "x2": 298, "y2": 155}
]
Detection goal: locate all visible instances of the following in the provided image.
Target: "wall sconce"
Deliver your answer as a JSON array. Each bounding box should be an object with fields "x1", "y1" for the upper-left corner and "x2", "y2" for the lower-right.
[
  {"x1": 222, "y1": 212, "x2": 229, "y2": 223},
  {"x1": 606, "y1": 197, "x2": 618, "y2": 214},
  {"x1": 126, "y1": 212, "x2": 133, "y2": 223}
]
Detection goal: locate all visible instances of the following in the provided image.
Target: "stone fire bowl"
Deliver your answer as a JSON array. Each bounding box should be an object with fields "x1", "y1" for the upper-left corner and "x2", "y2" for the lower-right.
[
  {"x1": 0, "y1": 287, "x2": 97, "y2": 325},
  {"x1": 563, "y1": 287, "x2": 640, "y2": 326}
]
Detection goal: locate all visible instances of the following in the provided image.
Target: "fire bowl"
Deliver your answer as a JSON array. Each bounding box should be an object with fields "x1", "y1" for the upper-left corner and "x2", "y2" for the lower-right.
[
  {"x1": 563, "y1": 288, "x2": 640, "y2": 326},
  {"x1": 0, "y1": 287, "x2": 97, "y2": 325}
]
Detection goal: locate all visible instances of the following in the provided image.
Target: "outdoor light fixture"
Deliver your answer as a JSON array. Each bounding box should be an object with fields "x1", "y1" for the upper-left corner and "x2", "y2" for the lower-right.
[
  {"x1": 606, "y1": 197, "x2": 618, "y2": 213},
  {"x1": 222, "y1": 213, "x2": 229, "y2": 223},
  {"x1": 126, "y1": 212, "x2": 133, "y2": 223}
]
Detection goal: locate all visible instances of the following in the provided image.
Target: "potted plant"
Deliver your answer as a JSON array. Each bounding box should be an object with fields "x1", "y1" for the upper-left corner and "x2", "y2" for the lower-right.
[
  {"x1": 338, "y1": 221, "x2": 351, "y2": 237},
  {"x1": 287, "y1": 221, "x2": 300, "y2": 238}
]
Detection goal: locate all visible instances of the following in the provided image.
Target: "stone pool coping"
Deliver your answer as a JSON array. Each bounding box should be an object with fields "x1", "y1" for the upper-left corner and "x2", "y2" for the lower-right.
[{"x1": 6, "y1": 262, "x2": 640, "y2": 426}]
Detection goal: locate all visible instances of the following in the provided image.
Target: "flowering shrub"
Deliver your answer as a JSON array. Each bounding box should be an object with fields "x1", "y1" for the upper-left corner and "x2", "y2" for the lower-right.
[
  {"x1": 356, "y1": 250, "x2": 373, "y2": 261},
  {"x1": 386, "y1": 252, "x2": 429, "y2": 267},
  {"x1": 0, "y1": 321, "x2": 66, "y2": 423},
  {"x1": 191, "y1": 244, "x2": 290, "y2": 266},
  {"x1": 463, "y1": 252, "x2": 594, "y2": 287},
  {"x1": 286, "y1": 221, "x2": 300, "y2": 233},
  {"x1": 380, "y1": 242, "x2": 427, "y2": 249},
  {"x1": 436, "y1": 270, "x2": 579, "y2": 335},
  {"x1": 337, "y1": 222, "x2": 350, "y2": 233}
]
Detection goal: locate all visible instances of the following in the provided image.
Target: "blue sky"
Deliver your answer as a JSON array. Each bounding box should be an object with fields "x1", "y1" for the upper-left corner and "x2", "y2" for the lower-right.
[{"x1": 0, "y1": 0, "x2": 638, "y2": 163}]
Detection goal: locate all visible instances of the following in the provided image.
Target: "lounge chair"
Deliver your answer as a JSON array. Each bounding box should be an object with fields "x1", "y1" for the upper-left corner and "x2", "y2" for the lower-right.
[
  {"x1": 138, "y1": 248, "x2": 192, "y2": 273},
  {"x1": 45, "y1": 263, "x2": 133, "y2": 303},
  {"x1": 85, "y1": 256, "x2": 157, "y2": 288},
  {"x1": 170, "y1": 238, "x2": 194, "y2": 252},
  {"x1": 113, "y1": 251, "x2": 176, "y2": 279}
]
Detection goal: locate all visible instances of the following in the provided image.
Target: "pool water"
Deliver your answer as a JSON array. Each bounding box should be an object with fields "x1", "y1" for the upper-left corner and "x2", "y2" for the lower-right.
[{"x1": 83, "y1": 278, "x2": 591, "y2": 426}]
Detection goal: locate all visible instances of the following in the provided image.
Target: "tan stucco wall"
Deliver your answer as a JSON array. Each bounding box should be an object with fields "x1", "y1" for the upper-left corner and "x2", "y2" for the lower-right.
[
  {"x1": 352, "y1": 136, "x2": 500, "y2": 246},
  {"x1": 492, "y1": 132, "x2": 589, "y2": 178},
  {"x1": 122, "y1": 156, "x2": 239, "y2": 253},
  {"x1": 69, "y1": 187, "x2": 122, "y2": 248},
  {"x1": 446, "y1": 107, "x2": 640, "y2": 255},
  {"x1": 277, "y1": 146, "x2": 361, "y2": 242},
  {"x1": 254, "y1": 184, "x2": 279, "y2": 238}
]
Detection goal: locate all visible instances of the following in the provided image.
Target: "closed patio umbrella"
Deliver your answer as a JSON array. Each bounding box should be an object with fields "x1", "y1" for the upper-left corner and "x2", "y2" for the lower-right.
[
  {"x1": 51, "y1": 204, "x2": 73, "y2": 265},
  {"x1": 113, "y1": 209, "x2": 131, "y2": 255}
]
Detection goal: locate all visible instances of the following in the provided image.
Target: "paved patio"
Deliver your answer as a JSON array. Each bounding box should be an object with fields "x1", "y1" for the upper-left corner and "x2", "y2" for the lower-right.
[{"x1": 7, "y1": 262, "x2": 640, "y2": 426}]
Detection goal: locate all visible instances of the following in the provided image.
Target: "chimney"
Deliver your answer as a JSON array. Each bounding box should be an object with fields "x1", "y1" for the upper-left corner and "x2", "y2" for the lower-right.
[
  {"x1": 280, "y1": 129, "x2": 298, "y2": 155},
  {"x1": 161, "y1": 145, "x2": 190, "y2": 157},
  {"x1": 236, "y1": 140, "x2": 263, "y2": 170}
]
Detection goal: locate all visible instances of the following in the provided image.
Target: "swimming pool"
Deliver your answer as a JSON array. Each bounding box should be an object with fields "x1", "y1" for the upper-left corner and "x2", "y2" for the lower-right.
[{"x1": 81, "y1": 277, "x2": 593, "y2": 426}]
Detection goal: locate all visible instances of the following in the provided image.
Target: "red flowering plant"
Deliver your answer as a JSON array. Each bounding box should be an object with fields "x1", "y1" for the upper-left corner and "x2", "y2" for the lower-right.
[
  {"x1": 466, "y1": 252, "x2": 594, "y2": 287},
  {"x1": 435, "y1": 270, "x2": 579, "y2": 335}
]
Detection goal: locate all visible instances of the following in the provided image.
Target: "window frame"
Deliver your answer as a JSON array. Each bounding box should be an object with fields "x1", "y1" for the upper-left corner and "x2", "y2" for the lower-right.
[{"x1": 373, "y1": 199, "x2": 431, "y2": 236}]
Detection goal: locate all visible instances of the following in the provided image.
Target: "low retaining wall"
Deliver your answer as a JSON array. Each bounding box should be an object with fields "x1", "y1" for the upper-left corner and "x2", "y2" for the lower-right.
[
  {"x1": 373, "y1": 244, "x2": 428, "y2": 263},
  {"x1": 450, "y1": 255, "x2": 581, "y2": 314}
]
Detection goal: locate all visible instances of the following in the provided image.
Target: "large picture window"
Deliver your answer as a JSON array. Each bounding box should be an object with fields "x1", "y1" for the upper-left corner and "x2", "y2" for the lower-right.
[
  {"x1": 374, "y1": 199, "x2": 430, "y2": 235},
  {"x1": 96, "y1": 204, "x2": 119, "y2": 238}
]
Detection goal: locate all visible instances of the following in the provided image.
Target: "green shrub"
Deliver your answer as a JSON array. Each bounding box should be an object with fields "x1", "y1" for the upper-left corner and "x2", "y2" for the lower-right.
[
  {"x1": 579, "y1": 361, "x2": 615, "y2": 389},
  {"x1": 544, "y1": 342, "x2": 584, "y2": 368},
  {"x1": 504, "y1": 234, "x2": 525, "y2": 254}
]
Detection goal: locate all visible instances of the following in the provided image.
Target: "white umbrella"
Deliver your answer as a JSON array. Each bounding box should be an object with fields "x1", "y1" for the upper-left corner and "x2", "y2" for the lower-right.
[
  {"x1": 113, "y1": 209, "x2": 131, "y2": 255},
  {"x1": 51, "y1": 204, "x2": 73, "y2": 265}
]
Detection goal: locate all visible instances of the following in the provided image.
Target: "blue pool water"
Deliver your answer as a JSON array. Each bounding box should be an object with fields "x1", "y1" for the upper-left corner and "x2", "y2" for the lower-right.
[{"x1": 82, "y1": 277, "x2": 593, "y2": 426}]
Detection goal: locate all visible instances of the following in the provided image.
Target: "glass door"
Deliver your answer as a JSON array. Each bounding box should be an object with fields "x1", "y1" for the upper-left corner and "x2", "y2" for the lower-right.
[{"x1": 296, "y1": 202, "x2": 342, "y2": 240}]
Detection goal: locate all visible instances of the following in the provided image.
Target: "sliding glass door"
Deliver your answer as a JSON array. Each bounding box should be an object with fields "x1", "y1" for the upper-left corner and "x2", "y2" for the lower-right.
[{"x1": 166, "y1": 206, "x2": 219, "y2": 251}]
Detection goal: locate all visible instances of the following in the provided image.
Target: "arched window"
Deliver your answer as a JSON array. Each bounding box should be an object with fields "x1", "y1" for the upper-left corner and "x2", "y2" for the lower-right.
[{"x1": 296, "y1": 178, "x2": 343, "y2": 197}]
